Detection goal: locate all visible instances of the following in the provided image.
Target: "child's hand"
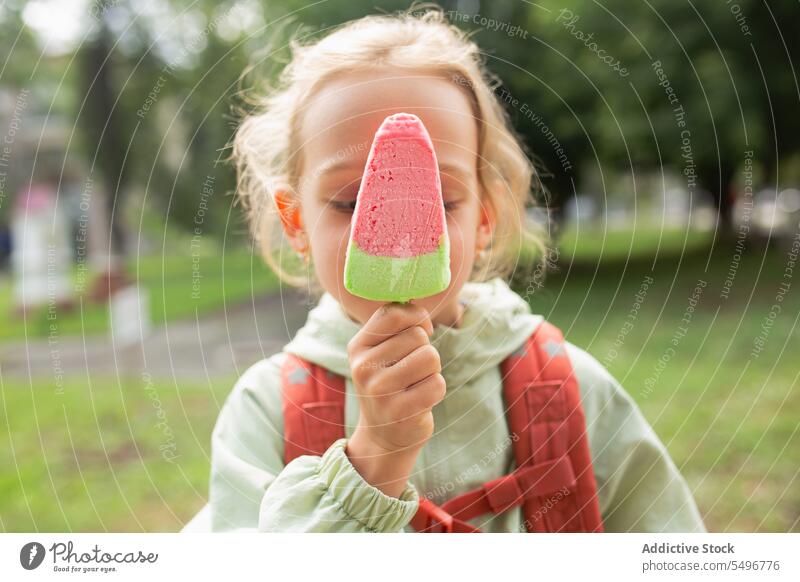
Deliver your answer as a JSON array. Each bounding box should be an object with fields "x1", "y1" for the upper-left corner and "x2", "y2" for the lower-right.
[{"x1": 345, "y1": 303, "x2": 445, "y2": 497}]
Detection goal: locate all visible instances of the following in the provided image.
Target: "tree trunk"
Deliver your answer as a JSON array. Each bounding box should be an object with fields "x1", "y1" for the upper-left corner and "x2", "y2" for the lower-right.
[
  {"x1": 79, "y1": 21, "x2": 127, "y2": 261},
  {"x1": 700, "y1": 161, "x2": 736, "y2": 241}
]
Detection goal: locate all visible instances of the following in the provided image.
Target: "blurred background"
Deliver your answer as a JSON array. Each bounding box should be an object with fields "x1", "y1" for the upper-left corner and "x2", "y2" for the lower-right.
[{"x1": 0, "y1": 0, "x2": 798, "y2": 532}]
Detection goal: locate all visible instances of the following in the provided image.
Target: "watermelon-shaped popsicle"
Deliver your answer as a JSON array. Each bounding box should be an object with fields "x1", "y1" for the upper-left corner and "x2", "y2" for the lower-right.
[{"x1": 343, "y1": 113, "x2": 451, "y2": 302}]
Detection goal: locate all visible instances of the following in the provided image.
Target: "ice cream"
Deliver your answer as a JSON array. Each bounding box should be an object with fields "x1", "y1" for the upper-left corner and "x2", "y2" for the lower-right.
[{"x1": 343, "y1": 113, "x2": 451, "y2": 302}]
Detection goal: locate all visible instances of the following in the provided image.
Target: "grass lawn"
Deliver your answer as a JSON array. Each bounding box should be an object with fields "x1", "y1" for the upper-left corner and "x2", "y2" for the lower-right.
[
  {"x1": 0, "y1": 242, "x2": 279, "y2": 341},
  {"x1": 0, "y1": 373, "x2": 231, "y2": 531},
  {"x1": 556, "y1": 221, "x2": 715, "y2": 263}
]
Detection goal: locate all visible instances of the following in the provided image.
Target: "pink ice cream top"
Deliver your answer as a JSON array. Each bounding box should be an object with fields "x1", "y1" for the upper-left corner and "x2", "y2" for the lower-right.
[{"x1": 349, "y1": 113, "x2": 446, "y2": 258}]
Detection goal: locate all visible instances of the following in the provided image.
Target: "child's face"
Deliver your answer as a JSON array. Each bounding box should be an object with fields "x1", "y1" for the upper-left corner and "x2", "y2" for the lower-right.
[{"x1": 286, "y1": 68, "x2": 491, "y2": 326}]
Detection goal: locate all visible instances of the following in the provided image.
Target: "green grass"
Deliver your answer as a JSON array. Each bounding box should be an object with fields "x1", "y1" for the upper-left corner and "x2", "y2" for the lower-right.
[
  {"x1": 0, "y1": 242, "x2": 279, "y2": 341},
  {"x1": 557, "y1": 222, "x2": 715, "y2": 263},
  {"x1": 0, "y1": 373, "x2": 232, "y2": 532},
  {"x1": 514, "y1": 222, "x2": 714, "y2": 282}
]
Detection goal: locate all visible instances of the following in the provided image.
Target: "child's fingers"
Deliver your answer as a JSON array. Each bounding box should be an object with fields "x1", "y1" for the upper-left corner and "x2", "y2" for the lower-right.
[
  {"x1": 367, "y1": 343, "x2": 441, "y2": 397},
  {"x1": 351, "y1": 303, "x2": 433, "y2": 348},
  {"x1": 363, "y1": 325, "x2": 431, "y2": 368},
  {"x1": 388, "y1": 373, "x2": 447, "y2": 419}
]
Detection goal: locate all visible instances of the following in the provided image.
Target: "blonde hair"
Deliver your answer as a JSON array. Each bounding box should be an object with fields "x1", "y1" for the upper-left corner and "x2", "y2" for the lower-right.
[{"x1": 232, "y1": 6, "x2": 548, "y2": 289}]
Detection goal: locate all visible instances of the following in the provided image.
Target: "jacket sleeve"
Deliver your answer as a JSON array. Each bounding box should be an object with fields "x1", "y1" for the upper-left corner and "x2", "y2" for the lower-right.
[
  {"x1": 208, "y1": 356, "x2": 419, "y2": 532},
  {"x1": 566, "y1": 343, "x2": 707, "y2": 532}
]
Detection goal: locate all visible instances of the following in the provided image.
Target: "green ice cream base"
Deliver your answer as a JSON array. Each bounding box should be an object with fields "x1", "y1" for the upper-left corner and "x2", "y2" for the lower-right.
[{"x1": 344, "y1": 238, "x2": 451, "y2": 302}]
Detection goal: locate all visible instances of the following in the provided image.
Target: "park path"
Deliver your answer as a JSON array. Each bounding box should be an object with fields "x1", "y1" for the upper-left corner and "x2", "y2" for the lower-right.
[{"x1": 0, "y1": 289, "x2": 310, "y2": 381}]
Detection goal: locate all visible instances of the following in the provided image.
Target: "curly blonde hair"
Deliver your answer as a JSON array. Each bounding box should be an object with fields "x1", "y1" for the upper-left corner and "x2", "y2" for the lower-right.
[{"x1": 232, "y1": 6, "x2": 548, "y2": 289}]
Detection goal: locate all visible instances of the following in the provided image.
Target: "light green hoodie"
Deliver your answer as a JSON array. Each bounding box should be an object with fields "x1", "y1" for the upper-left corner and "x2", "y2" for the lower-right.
[{"x1": 184, "y1": 278, "x2": 705, "y2": 533}]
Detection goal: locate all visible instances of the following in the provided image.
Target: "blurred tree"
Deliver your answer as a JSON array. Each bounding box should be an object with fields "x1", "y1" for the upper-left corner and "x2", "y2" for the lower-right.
[
  {"x1": 74, "y1": 0, "x2": 265, "y2": 256},
  {"x1": 486, "y1": 0, "x2": 796, "y2": 240},
  {"x1": 737, "y1": 0, "x2": 800, "y2": 188},
  {"x1": 78, "y1": 18, "x2": 132, "y2": 260},
  {"x1": 0, "y1": 2, "x2": 44, "y2": 224}
]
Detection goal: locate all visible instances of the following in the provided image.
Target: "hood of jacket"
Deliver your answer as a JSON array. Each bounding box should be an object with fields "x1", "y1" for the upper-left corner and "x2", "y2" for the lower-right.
[{"x1": 283, "y1": 277, "x2": 543, "y2": 389}]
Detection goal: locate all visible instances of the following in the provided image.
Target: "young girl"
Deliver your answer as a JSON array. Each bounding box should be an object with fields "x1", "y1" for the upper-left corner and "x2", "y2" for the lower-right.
[{"x1": 185, "y1": 9, "x2": 705, "y2": 533}]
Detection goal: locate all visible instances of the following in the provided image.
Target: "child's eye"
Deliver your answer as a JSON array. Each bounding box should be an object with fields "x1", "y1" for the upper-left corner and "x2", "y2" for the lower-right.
[
  {"x1": 330, "y1": 200, "x2": 357, "y2": 213},
  {"x1": 444, "y1": 201, "x2": 459, "y2": 213}
]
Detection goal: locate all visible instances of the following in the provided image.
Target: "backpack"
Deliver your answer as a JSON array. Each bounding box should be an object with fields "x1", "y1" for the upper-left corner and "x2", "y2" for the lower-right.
[{"x1": 280, "y1": 320, "x2": 604, "y2": 533}]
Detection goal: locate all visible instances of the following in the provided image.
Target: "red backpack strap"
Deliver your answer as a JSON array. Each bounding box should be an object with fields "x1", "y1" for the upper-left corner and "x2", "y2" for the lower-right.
[
  {"x1": 500, "y1": 321, "x2": 604, "y2": 532},
  {"x1": 414, "y1": 322, "x2": 605, "y2": 533},
  {"x1": 281, "y1": 354, "x2": 346, "y2": 465}
]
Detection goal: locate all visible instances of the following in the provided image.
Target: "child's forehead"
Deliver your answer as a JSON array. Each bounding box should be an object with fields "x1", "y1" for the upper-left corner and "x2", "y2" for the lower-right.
[{"x1": 298, "y1": 68, "x2": 478, "y2": 179}]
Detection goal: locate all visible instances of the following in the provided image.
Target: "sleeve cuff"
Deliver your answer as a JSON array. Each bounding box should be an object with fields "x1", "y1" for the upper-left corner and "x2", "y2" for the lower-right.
[{"x1": 316, "y1": 438, "x2": 419, "y2": 532}]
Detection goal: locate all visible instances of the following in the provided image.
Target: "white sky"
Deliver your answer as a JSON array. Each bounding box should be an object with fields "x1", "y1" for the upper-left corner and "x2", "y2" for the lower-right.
[
  {"x1": 21, "y1": 0, "x2": 90, "y2": 55},
  {"x1": 19, "y1": 0, "x2": 265, "y2": 59}
]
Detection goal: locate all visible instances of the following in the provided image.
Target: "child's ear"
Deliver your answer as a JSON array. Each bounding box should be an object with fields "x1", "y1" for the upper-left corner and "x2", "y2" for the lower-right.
[
  {"x1": 476, "y1": 196, "x2": 496, "y2": 251},
  {"x1": 273, "y1": 189, "x2": 308, "y2": 254}
]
